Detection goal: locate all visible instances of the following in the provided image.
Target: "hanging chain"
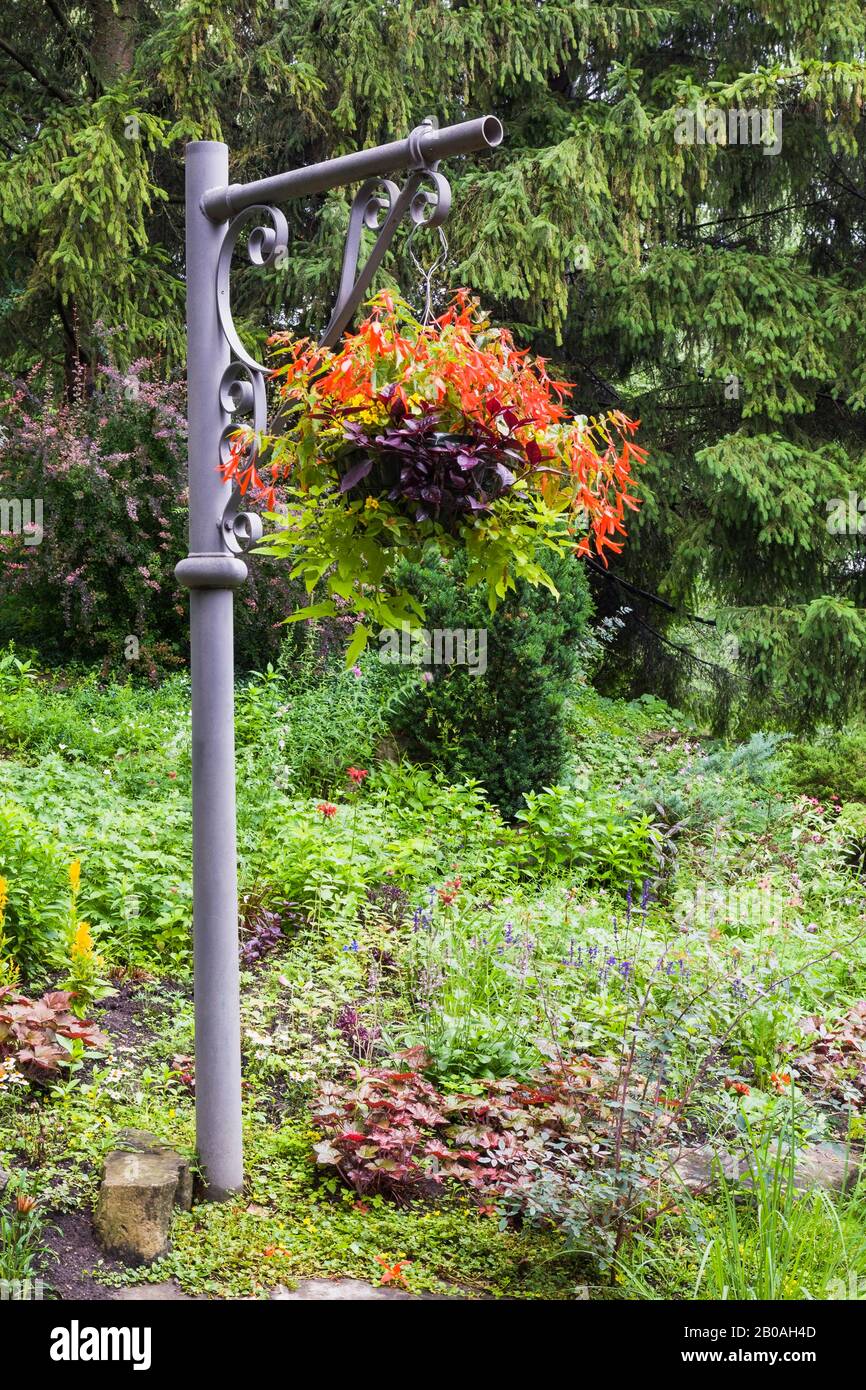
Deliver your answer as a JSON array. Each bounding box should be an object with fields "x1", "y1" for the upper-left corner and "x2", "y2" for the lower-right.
[{"x1": 406, "y1": 221, "x2": 450, "y2": 325}]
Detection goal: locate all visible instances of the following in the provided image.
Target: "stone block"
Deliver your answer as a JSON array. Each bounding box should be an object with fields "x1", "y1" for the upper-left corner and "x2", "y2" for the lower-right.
[{"x1": 94, "y1": 1129, "x2": 192, "y2": 1264}]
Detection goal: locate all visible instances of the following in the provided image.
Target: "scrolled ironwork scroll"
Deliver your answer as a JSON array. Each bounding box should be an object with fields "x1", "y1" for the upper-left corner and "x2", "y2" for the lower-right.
[
  {"x1": 213, "y1": 122, "x2": 453, "y2": 551},
  {"x1": 215, "y1": 205, "x2": 287, "y2": 553}
]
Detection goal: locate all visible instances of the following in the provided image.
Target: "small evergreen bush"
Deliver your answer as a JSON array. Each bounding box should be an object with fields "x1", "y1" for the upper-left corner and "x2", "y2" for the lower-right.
[
  {"x1": 388, "y1": 554, "x2": 593, "y2": 817},
  {"x1": 784, "y1": 729, "x2": 866, "y2": 804}
]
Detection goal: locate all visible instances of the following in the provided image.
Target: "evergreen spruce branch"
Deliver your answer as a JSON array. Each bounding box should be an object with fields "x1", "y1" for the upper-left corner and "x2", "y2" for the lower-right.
[
  {"x1": 0, "y1": 36, "x2": 76, "y2": 105},
  {"x1": 678, "y1": 201, "x2": 832, "y2": 234},
  {"x1": 823, "y1": 162, "x2": 866, "y2": 204},
  {"x1": 585, "y1": 557, "x2": 716, "y2": 628},
  {"x1": 604, "y1": 588, "x2": 729, "y2": 676},
  {"x1": 43, "y1": 0, "x2": 99, "y2": 96}
]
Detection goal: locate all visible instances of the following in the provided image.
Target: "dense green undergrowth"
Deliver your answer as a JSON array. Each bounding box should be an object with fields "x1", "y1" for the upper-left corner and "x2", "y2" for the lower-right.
[{"x1": 1, "y1": 650, "x2": 865, "y2": 1298}]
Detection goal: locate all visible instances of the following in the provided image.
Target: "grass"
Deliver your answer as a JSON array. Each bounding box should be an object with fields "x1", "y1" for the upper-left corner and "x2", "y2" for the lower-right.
[{"x1": 619, "y1": 1116, "x2": 866, "y2": 1301}]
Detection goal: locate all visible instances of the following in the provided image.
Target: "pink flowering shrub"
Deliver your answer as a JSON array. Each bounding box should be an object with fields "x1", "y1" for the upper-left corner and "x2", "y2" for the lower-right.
[{"x1": 0, "y1": 361, "x2": 300, "y2": 673}]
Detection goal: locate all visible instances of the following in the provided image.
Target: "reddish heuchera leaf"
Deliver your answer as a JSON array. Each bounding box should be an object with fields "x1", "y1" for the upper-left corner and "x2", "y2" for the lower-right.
[
  {"x1": 0, "y1": 988, "x2": 108, "y2": 1079},
  {"x1": 310, "y1": 1057, "x2": 626, "y2": 1206}
]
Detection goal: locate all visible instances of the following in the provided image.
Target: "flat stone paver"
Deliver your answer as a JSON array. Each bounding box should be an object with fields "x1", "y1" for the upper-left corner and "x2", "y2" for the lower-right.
[
  {"x1": 114, "y1": 1280, "x2": 196, "y2": 1300},
  {"x1": 670, "y1": 1140, "x2": 863, "y2": 1193},
  {"x1": 271, "y1": 1278, "x2": 424, "y2": 1300},
  {"x1": 113, "y1": 1276, "x2": 441, "y2": 1300}
]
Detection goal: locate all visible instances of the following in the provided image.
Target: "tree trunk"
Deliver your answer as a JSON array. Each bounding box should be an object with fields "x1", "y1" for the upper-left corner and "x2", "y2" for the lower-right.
[
  {"x1": 63, "y1": 1, "x2": 140, "y2": 392},
  {"x1": 90, "y1": 0, "x2": 139, "y2": 84}
]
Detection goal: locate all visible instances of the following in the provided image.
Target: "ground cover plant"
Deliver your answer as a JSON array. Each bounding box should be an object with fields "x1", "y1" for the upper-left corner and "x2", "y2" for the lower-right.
[{"x1": 1, "y1": 644, "x2": 865, "y2": 1300}]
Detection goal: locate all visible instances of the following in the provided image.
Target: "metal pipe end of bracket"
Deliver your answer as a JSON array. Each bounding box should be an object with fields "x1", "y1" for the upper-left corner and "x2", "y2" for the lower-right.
[
  {"x1": 201, "y1": 114, "x2": 504, "y2": 223},
  {"x1": 424, "y1": 114, "x2": 504, "y2": 161},
  {"x1": 482, "y1": 114, "x2": 505, "y2": 148}
]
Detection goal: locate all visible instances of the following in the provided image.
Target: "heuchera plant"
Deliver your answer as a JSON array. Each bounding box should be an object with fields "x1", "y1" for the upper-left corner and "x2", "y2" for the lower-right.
[
  {"x1": 243, "y1": 291, "x2": 646, "y2": 662},
  {"x1": 0, "y1": 986, "x2": 107, "y2": 1079},
  {"x1": 310, "y1": 1050, "x2": 613, "y2": 1201}
]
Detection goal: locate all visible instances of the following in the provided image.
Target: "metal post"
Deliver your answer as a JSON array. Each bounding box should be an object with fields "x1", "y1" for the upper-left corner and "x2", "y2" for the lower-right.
[
  {"x1": 175, "y1": 140, "x2": 246, "y2": 1199},
  {"x1": 174, "y1": 117, "x2": 503, "y2": 1203}
]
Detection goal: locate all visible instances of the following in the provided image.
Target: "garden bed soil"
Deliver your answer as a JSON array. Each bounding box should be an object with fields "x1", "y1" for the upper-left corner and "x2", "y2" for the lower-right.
[{"x1": 44, "y1": 1208, "x2": 129, "y2": 1301}]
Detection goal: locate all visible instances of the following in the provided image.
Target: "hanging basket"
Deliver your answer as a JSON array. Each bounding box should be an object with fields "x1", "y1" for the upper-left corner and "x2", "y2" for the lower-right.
[
  {"x1": 334, "y1": 421, "x2": 522, "y2": 535},
  {"x1": 255, "y1": 290, "x2": 648, "y2": 658}
]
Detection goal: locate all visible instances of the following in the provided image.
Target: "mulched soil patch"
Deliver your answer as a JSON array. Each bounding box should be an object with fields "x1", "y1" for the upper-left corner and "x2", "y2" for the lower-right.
[
  {"x1": 97, "y1": 980, "x2": 162, "y2": 1053},
  {"x1": 94, "y1": 977, "x2": 191, "y2": 1056},
  {"x1": 43, "y1": 1208, "x2": 130, "y2": 1301},
  {"x1": 58, "y1": 976, "x2": 190, "y2": 1093}
]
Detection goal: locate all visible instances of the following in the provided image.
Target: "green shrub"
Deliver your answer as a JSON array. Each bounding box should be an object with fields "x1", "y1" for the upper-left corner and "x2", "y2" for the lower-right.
[
  {"x1": 0, "y1": 656, "x2": 190, "y2": 767},
  {"x1": 515, "y1": 783, "x2": 657, "y2": 887},
  {"x1": 235, "y1": 643, "x2": 419, "y2": 798},
  {"x1": 388, "y1": 553, "x2": 593, "y2": 817},
  {"x1": 784, "y1": 729, "x2": 866, "y2": 804},
  {"x1": 0, "y1": 801, "x2": 69, "y2": 977},
  {"x1": 365, "y1": 761, "x2": 517, "y2": 890},
  {"x1": 630, "y1": 749, "x2": 788, "y2": 840},
  {"x1": 0, "y1": 751, "x2": 194, "y2": 981},
  {"x1": 244, "y1": 767, "x2": 517, "y2": 926},
  {"x1": 703, "y1": 731, "x2": 788, "y2": 787}
]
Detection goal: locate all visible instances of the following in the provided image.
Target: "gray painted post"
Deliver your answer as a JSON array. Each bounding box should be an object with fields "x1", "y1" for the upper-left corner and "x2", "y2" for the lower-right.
[
  {"x1": 174, "y1": 117, "x2": 503, "y2": 1202},
  {"x1": 175, "y1": 140, "x2": 246, "y2": 1198}
]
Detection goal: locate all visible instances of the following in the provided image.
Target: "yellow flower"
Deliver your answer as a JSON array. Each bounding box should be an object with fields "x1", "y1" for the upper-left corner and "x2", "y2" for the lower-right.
[
  {"x1": 69, "y1": 861, "x2": 81, "y2": 893},
  {"x1": 0, "y1": 876, "x2": 7, "y2": 916},
  {"x1": 364, "y1": 496, "x2": 380, "y2": 510},
  {"x1": 71, "y1": 920, "x2": 94, "y2": 958}
]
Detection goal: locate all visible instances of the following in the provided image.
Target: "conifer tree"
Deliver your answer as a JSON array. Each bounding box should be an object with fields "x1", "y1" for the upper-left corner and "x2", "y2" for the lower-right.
[{"x1": 1, "y1": 0, "x2": 864, "y2": 726}]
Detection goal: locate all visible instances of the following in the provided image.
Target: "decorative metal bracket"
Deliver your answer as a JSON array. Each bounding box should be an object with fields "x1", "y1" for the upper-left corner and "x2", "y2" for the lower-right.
[
  {"x1": 320, "y1": 120, "x2": 452, "y2": 347},
  {"x1": 214, "y1": 204, "x2": 288, "y2": 553},
  {"x1": 211, "y1": 116, "x2": 498, "y2": 552}
]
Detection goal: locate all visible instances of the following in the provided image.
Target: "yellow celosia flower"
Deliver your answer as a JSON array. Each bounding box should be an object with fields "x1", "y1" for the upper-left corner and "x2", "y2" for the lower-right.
[
  {"x1": 71, "y1": 920, "x2": 94, "y2": 958},
  {"x1": 0, "y1": 876, "x2": 7, "y2": 916},
  {"x1": 69, "y1": 861, "x2": 81, "y2": 893}
]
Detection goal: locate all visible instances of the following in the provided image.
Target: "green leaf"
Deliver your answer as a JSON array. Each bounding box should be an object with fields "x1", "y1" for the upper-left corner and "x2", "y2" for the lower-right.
[
  {"x1": 345, "y1": 623, "x2": 370, "y2": 667},
  {"x1": 282, "y1": 600, "x2": 337, "y2": 625}
]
